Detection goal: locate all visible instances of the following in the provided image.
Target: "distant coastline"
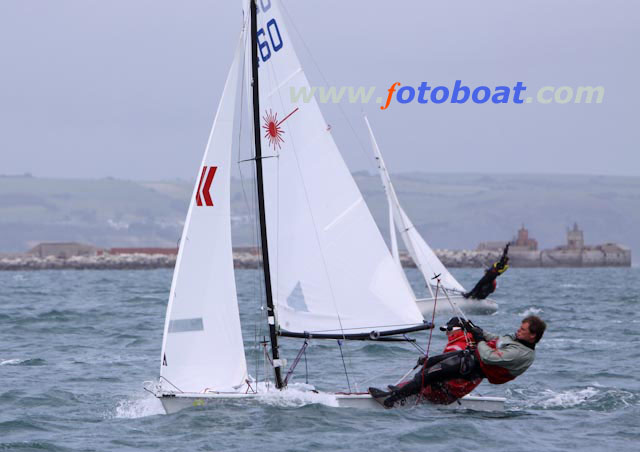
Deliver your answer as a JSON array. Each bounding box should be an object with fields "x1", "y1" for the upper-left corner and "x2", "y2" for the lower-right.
[
  {"x1": 1, "y1": 220, "x2": 631, "y2": 271},
  {"x1": 1, "y1": 174, "x2": 638, "y2": 266}
]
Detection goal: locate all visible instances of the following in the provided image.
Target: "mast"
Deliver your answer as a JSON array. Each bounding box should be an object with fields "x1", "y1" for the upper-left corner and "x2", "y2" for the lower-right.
[{"x1": 250, "y1": 0, "x2": 284, "y2": 389}]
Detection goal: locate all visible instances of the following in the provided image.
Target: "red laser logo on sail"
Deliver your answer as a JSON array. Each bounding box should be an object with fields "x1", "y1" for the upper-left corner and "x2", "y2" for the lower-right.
[
  {"x1": 195, "y1": 166, "x2": 217, "y2": 206},
  {"x1": 262, "y1": 107, "x2": 299, "y2": 149}
]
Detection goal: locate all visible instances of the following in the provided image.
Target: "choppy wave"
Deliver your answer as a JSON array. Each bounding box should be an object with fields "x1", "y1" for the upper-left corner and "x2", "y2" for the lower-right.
[
  {"x1": 517, "y1": 307, "x2": 543, "y2": 316},
  {"x1": 537, "y1": 387, "x2": 599, "y2": 408},
  {"x1": 110, "y1": 384, "x2": 342, "y2": 418},
  {"x1": 1, "y1": 267, "x2": 639, "y2": 451},
  {"x1": 255, "y1": 383, "x2": 340, "y2": 408},
  {"x1": 543, "y1": 338, "x2": 614, "y2": 349},
  {"x1": 511, "y1": 386, "x2": 639, "y2": 411},
  {"x1": 111, "y1": 395, "x2": 165, "y2": 419},
  {"x1": 0, "y1": 358, "x2": 45, "y2": 366},
  {"x1": 0, "y1": 419, "x2": 50, "y2": 434},
  {"x1": 0, "y1": 441, "x2": 65, "y2": 451}
]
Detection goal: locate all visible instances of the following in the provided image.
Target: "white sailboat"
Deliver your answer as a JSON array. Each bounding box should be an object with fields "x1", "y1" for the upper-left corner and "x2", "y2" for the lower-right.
[
  {"x1": 147, "y1": 0, "x2": 504, "y2": 414},
  {"x1": 364, "y1": 117, "x2": 499, "y2": 316}
]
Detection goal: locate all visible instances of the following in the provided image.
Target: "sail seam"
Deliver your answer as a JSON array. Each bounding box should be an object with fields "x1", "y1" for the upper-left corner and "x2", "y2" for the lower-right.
[
  {"x1": 267, "y1": 67, "x2": 302, "y2": 98},
  {"x1": 323, "y1": 197, "x2": 363, "y2": 231}
]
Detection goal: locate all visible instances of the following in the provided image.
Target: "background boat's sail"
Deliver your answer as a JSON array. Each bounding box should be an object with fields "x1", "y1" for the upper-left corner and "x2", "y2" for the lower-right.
[
  {"x1": 365, "y1": 117, "x2": 466, "y2": 295},
  {"x1": 397, "y1": 206, "x2": 466, "y2": 294},
  {"x1": 247, "y1": 0, "x2": 424, "y2": 335},
  {"x1": 159, "y1": 36, "x2": 247, "y2": 393}
]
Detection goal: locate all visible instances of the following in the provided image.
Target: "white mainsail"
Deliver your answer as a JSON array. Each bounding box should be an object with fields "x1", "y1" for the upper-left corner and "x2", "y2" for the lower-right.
[
  {"x1": 249, "y1": 1, "x2": 425, "y2": 335},
  {"x1": 159, "y1": 34, "x2": 247, "y2": 394},
  {"x1": 364, "y1": 116, "x2": 466, "y2": 295}
]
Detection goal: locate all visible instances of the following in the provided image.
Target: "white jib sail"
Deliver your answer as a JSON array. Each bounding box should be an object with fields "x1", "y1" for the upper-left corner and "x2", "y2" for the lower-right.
[
  {"x1": 364, "y1": 116, "x2": 466, "y2": 295},
  {"x1": 159, "y1": 34, "x2": 247, "y2": 393},
  {"x1": 247, "y1": 0, "x2": 424, "y2": 335}
]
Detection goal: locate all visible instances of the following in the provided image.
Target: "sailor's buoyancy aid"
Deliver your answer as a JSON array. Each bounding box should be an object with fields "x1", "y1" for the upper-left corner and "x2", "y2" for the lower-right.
[
  {"x1": 475, "y1": 339, "x2": 516, "y2": 384},
  {"x1": 421, "y1": 330, "x2": 482, "y2": 404}
]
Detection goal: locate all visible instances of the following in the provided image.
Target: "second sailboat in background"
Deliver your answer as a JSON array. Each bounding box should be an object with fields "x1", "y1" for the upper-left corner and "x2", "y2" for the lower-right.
[{"x1": 364, "y1": 116, "x2": 499, "y2": 316}]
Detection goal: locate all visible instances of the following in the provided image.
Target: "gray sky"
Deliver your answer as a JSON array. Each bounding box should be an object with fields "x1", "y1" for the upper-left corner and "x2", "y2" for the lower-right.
[{"x1": 0, "y1": 0, "x2": 638, "y2": 180}]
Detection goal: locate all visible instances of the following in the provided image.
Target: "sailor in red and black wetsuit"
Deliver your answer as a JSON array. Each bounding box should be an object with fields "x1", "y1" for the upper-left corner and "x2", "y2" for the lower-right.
[{"x1": 370, "y1": 315, "x2": 546, "y2": 408}]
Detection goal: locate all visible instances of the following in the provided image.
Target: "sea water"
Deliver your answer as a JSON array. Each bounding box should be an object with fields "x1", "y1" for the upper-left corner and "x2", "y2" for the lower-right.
[{"x1": 0, "y1": 267, "x2": 638, "y2": 451}]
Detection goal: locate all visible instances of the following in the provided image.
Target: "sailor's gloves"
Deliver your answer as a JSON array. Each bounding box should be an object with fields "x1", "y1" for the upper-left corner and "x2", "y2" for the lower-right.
[
  {"x1": 462, "y1": 318, "x2": 478, "y2": 330},
  {"x1": 470, "y1": 326, "x2": 485, "y2": 343}
]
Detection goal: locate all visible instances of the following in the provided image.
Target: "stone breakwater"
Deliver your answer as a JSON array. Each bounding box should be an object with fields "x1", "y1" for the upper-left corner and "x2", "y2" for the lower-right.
[
  {"x1": 0, "y1": 250, "x2": 504, "y2": 271},
  {"x1": 401, "y1": 250, "x2": 503, "y2": 268},
  {"x1": 0, "y1": 253, "x2": 178, "y2": 271}
]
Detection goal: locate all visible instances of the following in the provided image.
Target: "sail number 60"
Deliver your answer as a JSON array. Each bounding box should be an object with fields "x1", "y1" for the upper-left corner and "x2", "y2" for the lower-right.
[{"x1": 257, "y1": 18, "x2": 283, "y2": 63}]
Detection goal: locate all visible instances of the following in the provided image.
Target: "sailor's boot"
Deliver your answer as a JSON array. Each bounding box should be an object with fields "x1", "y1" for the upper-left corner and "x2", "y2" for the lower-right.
[
  {"x1": 382, "y1": 392, "x2": 403, "y2": 408},
  {"x1": 368, "y1": 387, "x2": 391, "y2": 399},
  {"x1": 382, "y1": 380, "x2": 420, "y2": 408}
]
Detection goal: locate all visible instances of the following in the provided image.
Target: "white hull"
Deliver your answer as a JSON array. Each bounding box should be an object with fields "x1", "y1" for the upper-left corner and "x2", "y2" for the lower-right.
[
  {"x1": 416, "y1": 296, "x2": 498, "y2": 316},
  {"x1": 157, "y1": 391, "x2": 505, "y2": 414}
]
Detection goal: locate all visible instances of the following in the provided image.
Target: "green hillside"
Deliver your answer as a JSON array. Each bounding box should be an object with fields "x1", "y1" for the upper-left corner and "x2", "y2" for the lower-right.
[
  {"x1": 0, "y1": 174, "x2": 637, "y2": 263},
  {"x1": 355, "y1": 173, "x2": 640, "y2": 254}
]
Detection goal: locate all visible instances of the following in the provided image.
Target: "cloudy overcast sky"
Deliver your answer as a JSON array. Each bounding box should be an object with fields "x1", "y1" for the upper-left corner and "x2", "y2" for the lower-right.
[{"x1": 0, "y1": 0, "x2": 637, "y2": 180}]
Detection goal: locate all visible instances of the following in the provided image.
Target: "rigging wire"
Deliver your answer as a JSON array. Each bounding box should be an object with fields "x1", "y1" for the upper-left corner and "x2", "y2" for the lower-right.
[
  {"x1": 303, "y1": 342, "x2": 309, "y2": 385},
  {"x1": 439, "y1": 279, "x2": 469, "y2": 321},
  {"x1": 416, "y1": 278, "x2": 440, "y2": 405},
  {"x1": 437, "y1": 281, "x2": 472, "y2": 349},
  {"x1": 157, "y1": 376, "x2": 183, "y2": 394},
  {"x1": 337, "y1": 340, "x2": 352, "y2": 392},
  {"x1": 284, "y1": 339, "x2": 309, "y2": 385},
  {"x1": 405, "y1": 334, "x2": 426, "y2": 355},
  {"x1": 235, "y1": 23, "x2": 269, "y2": 391}
]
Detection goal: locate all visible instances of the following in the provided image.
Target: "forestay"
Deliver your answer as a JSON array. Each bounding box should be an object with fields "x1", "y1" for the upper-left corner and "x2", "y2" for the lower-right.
[
  {"x1": 364, "y1": 117, "x2": 466, "y2": 295},
  {"x1": 159, "y1": 34, "x2": 248, "y2": 393},
  {"x1": 248, "y1": 0, "x2": 424, "y2": 335}
]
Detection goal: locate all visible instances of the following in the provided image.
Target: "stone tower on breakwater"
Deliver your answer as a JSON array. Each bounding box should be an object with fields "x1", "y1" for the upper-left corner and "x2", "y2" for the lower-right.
[{"x1": 479, "y1": 224, "x2": 630, "y2": 267}]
